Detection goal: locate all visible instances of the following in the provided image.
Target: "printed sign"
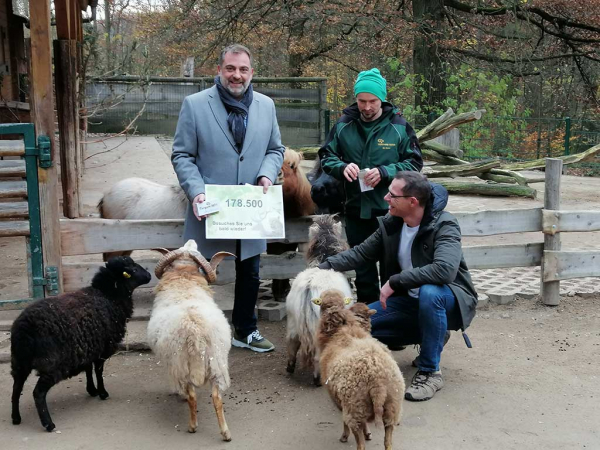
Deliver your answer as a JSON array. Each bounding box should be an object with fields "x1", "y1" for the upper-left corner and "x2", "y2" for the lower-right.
[{"x1": 205, "y1": 184, "x2": 285, "y2": 239}]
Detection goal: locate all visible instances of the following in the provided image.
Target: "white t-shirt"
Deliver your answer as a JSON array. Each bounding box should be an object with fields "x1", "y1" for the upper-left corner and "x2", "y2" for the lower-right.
[{"x1": 398, "y1": 223, "x2": 420, "y2": 298}]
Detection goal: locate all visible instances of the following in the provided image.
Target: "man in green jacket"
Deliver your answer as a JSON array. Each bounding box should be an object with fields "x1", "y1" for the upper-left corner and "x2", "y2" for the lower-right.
[
  {"x1": 318, "y1": 171, "x2": 478, "y2": 401},
  {"x1": 318, "y1": 68, "x2": 423, "y2": 303}
]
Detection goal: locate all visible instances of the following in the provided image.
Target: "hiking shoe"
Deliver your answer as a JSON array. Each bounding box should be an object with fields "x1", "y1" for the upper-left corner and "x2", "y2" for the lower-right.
[
  {"x1": 405, "y1": 370, "x2": 444, "y2": 401},
  {"x1": 412, "y1": 331, "x2": 451, "y2": 367},
  {"x1": 232, "y1": 330, "x2": 275, "y2": 353}
]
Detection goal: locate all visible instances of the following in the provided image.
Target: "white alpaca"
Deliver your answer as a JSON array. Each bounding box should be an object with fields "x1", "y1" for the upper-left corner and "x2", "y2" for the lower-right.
[
  {"x1": 285, "y1": 215, "x2": 354, "y2": 385},
  {"x1": 147, "y1": 240, "x2": 234, "y2": 439}
]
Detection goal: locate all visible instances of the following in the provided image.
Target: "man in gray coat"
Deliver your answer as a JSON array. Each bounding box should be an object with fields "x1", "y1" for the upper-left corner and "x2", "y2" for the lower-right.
[
  {"x1": 319, "y1": 171, "x2": 477, "y2": 401},
  {"x1": 172, "y1": 44, "x2": 285, "y2": 352}
]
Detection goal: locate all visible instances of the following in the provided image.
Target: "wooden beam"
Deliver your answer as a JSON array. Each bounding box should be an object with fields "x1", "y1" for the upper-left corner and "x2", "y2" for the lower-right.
[
  {"x1": 543, "y1": 250, "x2": 600, "y2": 281},
  {"x1": 0, "y1": 140, "x2": 25, "y2": 157},
  {"x1": 541, "y1": 159, "x2": 563, "y2": 306},
  {"x1": 54, "y1": 39, "x2": 81, "y2": 217},
  {"x1": 0, "y1": 221, "x2": 30, "y2": 237},
  {"x1": 0, "y1": 201, "x2": 29, "y2": 218},
  {"x1": 63, "y1": 253, "x2": 311, "y2": 292},
  {"x1": 0, "y1": 180, "x2": 27, "y2": 198},
  {"x1": 543, "y1": 210, "x2": 600, "y2": 235},
  {"x1": 29, "y1": 0, "x2": 64, "y2": 294},
  {"x1": 454, "y1": 208, "x2": 542, "y2": 236},
  {"x1": 54, "y1": 0, "x2": 73, "y2": 40},
  {"x1": 463, "y1": 243, "x2": 543, "y2": 270},
  {"x1": 0, "y1": 160, "x2": 26, "y2": 177},
  {"x1": 60, "y1": 217, "x2": 319, "y2": 256}
]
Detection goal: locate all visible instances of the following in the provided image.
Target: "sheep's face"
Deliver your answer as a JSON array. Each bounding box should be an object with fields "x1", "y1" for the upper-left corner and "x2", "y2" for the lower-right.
[{"x1": 105, "y1": 256, "x2": 152, "y2": 289}]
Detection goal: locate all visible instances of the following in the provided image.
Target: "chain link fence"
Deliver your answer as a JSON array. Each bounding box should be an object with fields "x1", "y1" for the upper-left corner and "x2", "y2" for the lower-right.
[{"x1": 86, "y1": 76, "x2": 328, "y2": 147}]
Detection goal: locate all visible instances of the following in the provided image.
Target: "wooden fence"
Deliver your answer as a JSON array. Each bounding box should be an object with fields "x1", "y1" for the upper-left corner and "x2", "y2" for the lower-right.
[{"x1": 60, "y1": 159, "x2": 600, "y2": 306}]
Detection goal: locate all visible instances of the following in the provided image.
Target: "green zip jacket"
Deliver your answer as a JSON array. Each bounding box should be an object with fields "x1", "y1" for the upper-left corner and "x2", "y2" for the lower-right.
[{"x1": 318, "y1": 103, "x2": 423, "y2": 219}]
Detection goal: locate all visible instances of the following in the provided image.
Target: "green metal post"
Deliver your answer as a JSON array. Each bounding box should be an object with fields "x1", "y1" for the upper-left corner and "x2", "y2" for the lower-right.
[{"x1": 564, "y1": 117, "x2": 571, "y2": 156}]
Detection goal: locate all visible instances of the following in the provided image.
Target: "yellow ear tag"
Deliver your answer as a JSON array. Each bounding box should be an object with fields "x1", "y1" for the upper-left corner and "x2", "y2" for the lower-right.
[
  {"x1": 123, "y1": 272, "x2": 131, "y2": 279},
  {"x1": 344, "y1": 298, "x2": 352, "y2": 305},
  {"x1": 312, "y1": 298, "x2": 322, "y2": 306}
]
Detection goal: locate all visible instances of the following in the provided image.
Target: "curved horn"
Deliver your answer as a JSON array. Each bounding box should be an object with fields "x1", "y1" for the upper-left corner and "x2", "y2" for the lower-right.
[
  {"x1": 154, "y1": 249, "x2": 183, "y2": 279},
  {"x1": 210, "y1": 252, "x2": 236, "y2": 271},
  {"x1": 152, "y1": 248, "x2": 171, "y2": 256},
  {"x1": 188, "y1": 251, "x2": 217, "y2": 284}
]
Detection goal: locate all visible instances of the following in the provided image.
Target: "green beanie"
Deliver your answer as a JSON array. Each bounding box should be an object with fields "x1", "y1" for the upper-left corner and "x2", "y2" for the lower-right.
[{"x1": 354, "y1": 68, "x2": 387, "y2": 102}]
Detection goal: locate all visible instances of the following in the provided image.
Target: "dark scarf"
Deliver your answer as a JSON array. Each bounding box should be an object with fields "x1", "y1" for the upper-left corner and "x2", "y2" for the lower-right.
[{"x1": 214, "y1": 75, "x2": 253, "y2": 149}]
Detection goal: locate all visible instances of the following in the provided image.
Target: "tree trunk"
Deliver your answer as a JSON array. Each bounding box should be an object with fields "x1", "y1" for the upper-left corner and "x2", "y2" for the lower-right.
[
  {"x1": 105, "y1": 0, "x2": 113, "y2": 73},
  {"x1": 412, "y1": 0, "x2": 446, "y2": 116}
]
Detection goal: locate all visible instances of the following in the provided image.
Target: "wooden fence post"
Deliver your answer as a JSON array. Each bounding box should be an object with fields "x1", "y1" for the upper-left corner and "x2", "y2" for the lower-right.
[
  {"x1": 54, "y1": 39, "x2": 81, "y2": 218},
  {"x1": 29, "y1": 0, "x2": 64, "y2": 294},
  {"x1": 542, "y1": 158, "x2": 563, "y2": 305}
]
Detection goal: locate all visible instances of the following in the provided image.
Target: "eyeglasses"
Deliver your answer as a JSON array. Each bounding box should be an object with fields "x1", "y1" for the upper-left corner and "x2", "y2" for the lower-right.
[{"x1": 387, "y1": 191, "x2": 413, "y2": 199}]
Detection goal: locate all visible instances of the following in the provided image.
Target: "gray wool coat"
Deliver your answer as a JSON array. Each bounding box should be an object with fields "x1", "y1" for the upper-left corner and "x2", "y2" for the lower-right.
[{"x1": 171, "y1": 85, "x2": 285, "y2": 261}]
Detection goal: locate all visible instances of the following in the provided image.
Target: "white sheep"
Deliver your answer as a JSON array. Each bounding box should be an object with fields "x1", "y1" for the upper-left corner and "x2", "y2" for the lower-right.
[
  {"x1": 285, "y1": 215, "x2": 354, "y2": 385},
  {"x1": 147, "y1": 240, "x2": 234, "y2": 439}
]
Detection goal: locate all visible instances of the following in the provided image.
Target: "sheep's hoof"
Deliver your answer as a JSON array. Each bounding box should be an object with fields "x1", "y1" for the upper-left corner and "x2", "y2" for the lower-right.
[
  {"x1": 45, "y1": 422, "x2": 56, "y2": 432},
  {"x1": 87, "y1": 386, "x2": 98, "y2": 397},
  {"x1": 222, "y1": 429, "x2": 232, "y2": 441},
  {"x1": 286, "y1": 362, "x2": 295, "y2": 374},
  {"x1": 313, "y1": 376, "x2": 322, "y2": 387},
  {"x1": 12, "y1": 415, "x2": 21, "y2": 425},
  {"x1": 339, "y1": 435, "x2": 348, "y2": 443},
  {"x1": 188, "y1": 426, "x2": 197, "y2": 434},
  {"x1": 365, "y1": 432, "x2": 372, "y2": 441},
  {"x1": 98, "y1": 391, "x2": 109, "y2": 400}
]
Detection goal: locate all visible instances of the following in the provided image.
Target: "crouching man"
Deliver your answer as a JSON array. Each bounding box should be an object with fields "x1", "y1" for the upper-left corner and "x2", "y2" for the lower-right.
[{"x1": 318, "y1": 171, "x2": 477, "y2": 401}]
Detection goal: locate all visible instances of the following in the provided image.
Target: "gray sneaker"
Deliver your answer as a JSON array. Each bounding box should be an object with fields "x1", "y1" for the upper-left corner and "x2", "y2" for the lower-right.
[
  {"x1": 412, "y1": 331, "x2": 451, "y2": 368},
  {"x1": 232, "y1": 330, "x2": 275, "y2": 353},
  {"x1": 405, "y1": 370, "x2": 444, "y2": 401}
]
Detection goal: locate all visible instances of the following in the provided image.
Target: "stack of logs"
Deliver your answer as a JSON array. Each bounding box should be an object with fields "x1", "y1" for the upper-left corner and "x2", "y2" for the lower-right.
[{"x1": 297, "y1": 108, "x2": 600, "y2": 198}]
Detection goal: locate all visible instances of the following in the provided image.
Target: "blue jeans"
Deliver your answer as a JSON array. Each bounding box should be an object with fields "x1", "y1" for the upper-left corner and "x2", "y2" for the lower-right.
[
  {"x1": 232, "y1": 242, "x2": 260, "y2": 338},
  {"x1": 368, "y1": 284, "x2": 461, "y2": 372}
]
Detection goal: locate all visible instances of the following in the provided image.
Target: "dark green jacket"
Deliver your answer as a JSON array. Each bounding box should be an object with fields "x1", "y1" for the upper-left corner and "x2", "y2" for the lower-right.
[
  {"x1": 318, "y1": 103, "x2": 423, "y2": 219},
  {"x1": 319, "y1": 183, "x2": 478, "y2": 330}
]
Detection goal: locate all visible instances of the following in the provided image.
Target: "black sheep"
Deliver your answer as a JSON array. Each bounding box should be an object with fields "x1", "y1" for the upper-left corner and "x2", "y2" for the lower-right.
[{"x1": 10, "y1": 256, "x2": 151, "y2": 432}]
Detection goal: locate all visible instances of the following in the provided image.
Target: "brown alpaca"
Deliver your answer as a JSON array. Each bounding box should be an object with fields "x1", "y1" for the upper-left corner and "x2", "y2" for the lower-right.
[
  {"x1": 270, "y1": 148, "x2": 317, "y2": 300},
  {"x1": 316, "y1": 290, "x2": 404, "y2": 450},
  {"x1": 279, "y1": 148, "x2": 316, "y2": 218}
]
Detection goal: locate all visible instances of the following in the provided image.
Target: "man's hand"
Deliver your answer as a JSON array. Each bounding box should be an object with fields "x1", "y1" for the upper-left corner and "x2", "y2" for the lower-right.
[
  {"x1": 364, "y1": 168, "x2": 382, "y2": 187},
  {"x1": 343, "y1": 163, "x2": 360, "y2": 182},
  {"x1": 258, "y1": 176, "x2": 273, "y2": 194},
  {"x1": 192, "y1": 193, "x2": 208, "y2": 221},
  {"x1": 379, "y1": 281, "x2": 394, "y2": 310}
]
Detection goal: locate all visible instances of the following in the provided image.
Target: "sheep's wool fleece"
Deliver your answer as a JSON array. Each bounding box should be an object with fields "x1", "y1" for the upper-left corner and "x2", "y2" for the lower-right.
[
  {"x1": 147, "y1": 278, "x2": 231, "y2": 394},
  {"x1": 321, "y1": 335, "x2": 404, "y2": 422},
  {"x1": 286, "y1": 267, "x2": 353, "y2": 367}
]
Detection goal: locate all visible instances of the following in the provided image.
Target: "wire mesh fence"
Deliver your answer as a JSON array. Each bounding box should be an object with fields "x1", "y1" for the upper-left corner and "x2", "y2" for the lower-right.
[{"x1": 86, "y1": 76, "x2": 328, "y2": 147}]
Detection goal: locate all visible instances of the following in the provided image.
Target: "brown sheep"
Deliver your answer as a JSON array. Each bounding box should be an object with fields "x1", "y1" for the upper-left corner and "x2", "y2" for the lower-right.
[{"x1": 316, "y1": 289, "x2": 404, "y2": 450}]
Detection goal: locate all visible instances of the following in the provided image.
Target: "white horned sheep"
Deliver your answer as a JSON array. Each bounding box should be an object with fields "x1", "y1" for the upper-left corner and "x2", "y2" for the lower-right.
[
  {"x1": 316, "y1": 289, "x2": 404, "y2": 450},
  {"x1": 285, "y1": 214, "x2": 353, "y2": 385},
  {"x1": 147, "y1": 240, "x2": 234, "y2": 440},
  {"x1": 10, "y1": 256, "x2": 151, "y2": 431}
]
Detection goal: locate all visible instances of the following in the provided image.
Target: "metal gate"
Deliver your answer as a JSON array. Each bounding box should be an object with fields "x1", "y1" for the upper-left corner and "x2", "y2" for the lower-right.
[{"x1": 0, "y1": 123, "x2": 58, "y2": 309}]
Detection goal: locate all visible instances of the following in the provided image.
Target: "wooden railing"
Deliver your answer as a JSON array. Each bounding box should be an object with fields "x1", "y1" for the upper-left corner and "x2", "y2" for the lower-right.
[{"x1": 59, "y1": 159, "x2": 600, "y2": 305}]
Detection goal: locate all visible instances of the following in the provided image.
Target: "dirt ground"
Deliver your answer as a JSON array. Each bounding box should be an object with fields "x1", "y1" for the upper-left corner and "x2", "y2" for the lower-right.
[{"x1": 0, "y1": 136, "x2": 599, "y2": 449}]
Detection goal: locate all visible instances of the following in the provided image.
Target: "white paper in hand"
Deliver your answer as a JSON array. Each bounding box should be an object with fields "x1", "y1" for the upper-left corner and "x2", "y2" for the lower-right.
[
  {"x1": 196, "y1": 200, "x2": 221, "y2": 216},
  {"x1": 358, "y1": 168, "x2": 374, "y2": 192}
]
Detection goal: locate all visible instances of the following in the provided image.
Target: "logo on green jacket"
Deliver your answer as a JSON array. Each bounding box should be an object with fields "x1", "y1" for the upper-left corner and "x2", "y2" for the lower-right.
[{"x1": 377, "y1": 138, "x2": 395, "y2": 150}]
